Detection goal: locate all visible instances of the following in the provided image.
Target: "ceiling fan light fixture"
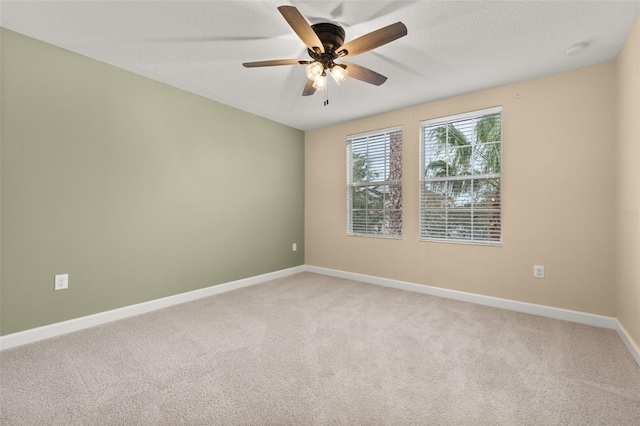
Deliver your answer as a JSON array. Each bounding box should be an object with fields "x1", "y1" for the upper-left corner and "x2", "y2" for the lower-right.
[
  {"x1": 312, "y1": 72, "x2": 327, "y2": 90},
  {"x1": 243, "y1": 6, "x2": 407, "y2": 98},
  {"x1": 330, "y1": 64, "x2": 348, "y2": 85},
  {"x1": 306, "y1": 61, "x2": 324, "y2": 80}
]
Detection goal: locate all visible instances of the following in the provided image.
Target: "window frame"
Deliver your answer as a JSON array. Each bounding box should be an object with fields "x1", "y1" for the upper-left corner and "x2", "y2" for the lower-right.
[
  {"x1": 419, "y1": 106, "x2": 503, "y2": 246},
  {"x1": 346, "y1": 126, "x2": 403, "y2": 239}
]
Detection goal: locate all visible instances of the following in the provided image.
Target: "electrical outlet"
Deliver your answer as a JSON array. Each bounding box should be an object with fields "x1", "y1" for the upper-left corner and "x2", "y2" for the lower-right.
[
  {"x1": 292, "y1": 243, "x2": 297, "y2": 252},
  {"x1": 533, "y1": 265, "x2": 545, "y2": 279},
  {"x1": 54, "y1": 274, "x2": 68, "y2": 290}
]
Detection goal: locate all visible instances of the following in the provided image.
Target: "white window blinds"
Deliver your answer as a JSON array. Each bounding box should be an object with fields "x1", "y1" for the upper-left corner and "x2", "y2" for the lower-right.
[
  {"x1": 347, "y1": 126, "x2": 402, "y2": 238},
  {"x1": 420, "y1": 107, "x2": 502, "y2": 245}
]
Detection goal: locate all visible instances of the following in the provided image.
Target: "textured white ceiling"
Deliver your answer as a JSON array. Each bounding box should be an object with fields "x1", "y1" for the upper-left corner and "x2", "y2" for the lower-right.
[{"x1": 2, "y1": 1, "x2": 639, "y2": 131}]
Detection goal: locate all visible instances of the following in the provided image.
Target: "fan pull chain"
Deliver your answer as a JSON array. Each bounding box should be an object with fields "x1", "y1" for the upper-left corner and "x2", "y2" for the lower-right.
[{"x1": 324, "y1": 84, "x2": 329, "y2": 106}]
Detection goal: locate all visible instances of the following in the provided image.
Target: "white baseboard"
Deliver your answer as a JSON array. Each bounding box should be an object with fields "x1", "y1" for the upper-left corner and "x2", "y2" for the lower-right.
[
  {"x1": 0, "y1": 266, "x2": 305, "y2": 351},
  {"x1": 3, "y1": 264, "x2": 638, "y2": 368},
  {"x1": 304, "y1": 265, "x2": 640, "y2": 366},
  {"x1": 303, "y1": 265, "x2": 618, "y2": 329},
  {"x1": 615, "y1": 321, "x2": 640, "y2": 367}
]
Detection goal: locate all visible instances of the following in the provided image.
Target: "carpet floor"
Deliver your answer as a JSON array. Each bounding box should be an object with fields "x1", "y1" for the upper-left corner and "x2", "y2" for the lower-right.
[{"x1": 1, "y1": 272, "x2": 639, "y2": 425}]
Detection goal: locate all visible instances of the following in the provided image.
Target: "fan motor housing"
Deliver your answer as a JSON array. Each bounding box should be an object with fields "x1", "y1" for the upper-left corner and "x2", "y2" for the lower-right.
[{"x1": 309, "y1": 23, "x2": 345, "y2": 54}]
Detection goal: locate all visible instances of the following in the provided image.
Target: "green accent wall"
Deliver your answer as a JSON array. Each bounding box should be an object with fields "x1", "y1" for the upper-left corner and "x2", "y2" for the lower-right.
[{"x1": 0, "y1": 29, "x2": 305, "y2": 335}]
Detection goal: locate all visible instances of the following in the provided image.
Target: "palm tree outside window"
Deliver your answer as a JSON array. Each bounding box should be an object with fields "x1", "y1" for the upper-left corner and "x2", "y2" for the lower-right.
[{"x1": 420, "y1": 106, "x2": 502, "y2": 244}]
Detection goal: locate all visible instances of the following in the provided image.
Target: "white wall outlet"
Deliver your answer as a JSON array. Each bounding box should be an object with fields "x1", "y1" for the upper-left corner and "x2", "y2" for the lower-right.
[
  {"x1": 533, "y1": 265, "x2": 545, "y2": 279},
  {"x1": 292, "y1": 243, "x2": 297, "y2": 252},
  {"x1": 54, "y1": 273, "x2": 69, "y2": 290}
]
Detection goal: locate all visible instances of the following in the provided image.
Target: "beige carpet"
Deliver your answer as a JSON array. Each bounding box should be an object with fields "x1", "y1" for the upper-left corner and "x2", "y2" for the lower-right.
[{"x1": 1, "y1": 272, "x2": 639, "y2": 425}]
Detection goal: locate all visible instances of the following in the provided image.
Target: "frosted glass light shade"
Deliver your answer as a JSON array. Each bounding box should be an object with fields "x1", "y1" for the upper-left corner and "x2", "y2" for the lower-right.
[
  {"x1": 312, "y1": 73, "x2": 327, "y2": 90},
  {"x1": 306, "y1": 62, "x2": 324, "y2": 80},
  {"x1": 330, "y1": 65, "x2": 348, "y2": 85}
]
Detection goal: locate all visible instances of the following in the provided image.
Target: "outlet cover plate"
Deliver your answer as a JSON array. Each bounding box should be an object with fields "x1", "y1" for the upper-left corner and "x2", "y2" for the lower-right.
[
  {"x1": 533, "y1": 265, "x2": 545, "y2": 279},
  {"x1": 55, "y1": 274, "x2": 68, "y2": 290}
]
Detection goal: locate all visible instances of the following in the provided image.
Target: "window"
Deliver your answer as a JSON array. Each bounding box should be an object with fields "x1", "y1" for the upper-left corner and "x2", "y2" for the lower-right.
[
  {"x1": 347, "y1": 126, "x2": 402, "y2": 238},
  {"x1": 420, "y1": 107, "x2": 502, "y2": 245}
]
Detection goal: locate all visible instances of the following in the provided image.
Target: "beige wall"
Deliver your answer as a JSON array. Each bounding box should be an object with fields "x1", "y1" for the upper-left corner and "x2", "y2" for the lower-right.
[
  {"x1": 615, "y1": 16, "x2": 640, "y2": 353},
  {"x1": 306, "y1": 62, "x2": 617, "y2": 316}
]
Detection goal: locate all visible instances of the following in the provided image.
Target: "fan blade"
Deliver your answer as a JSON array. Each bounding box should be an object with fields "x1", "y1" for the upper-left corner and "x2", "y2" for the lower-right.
[
  {"x1": 243, "y1": 59, "x2": 309, "y2": 68},
  {"x1": 342, "y1": 62, "x2": 388, "y2": 86},
  {"x1": 302, "y1": 79, "x2": 316, "y2": 96},
  {"x1": 336, "y1": 22, "x2": 407, "y2": 58},
  {"x1": 278, "y1": 6, "x2": 325, "y2": 53}
]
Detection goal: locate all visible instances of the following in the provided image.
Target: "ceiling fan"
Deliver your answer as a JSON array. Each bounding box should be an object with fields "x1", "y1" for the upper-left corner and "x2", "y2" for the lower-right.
[{"x1": 242, "y1": 5, "x2": 408, "y2": 97}]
